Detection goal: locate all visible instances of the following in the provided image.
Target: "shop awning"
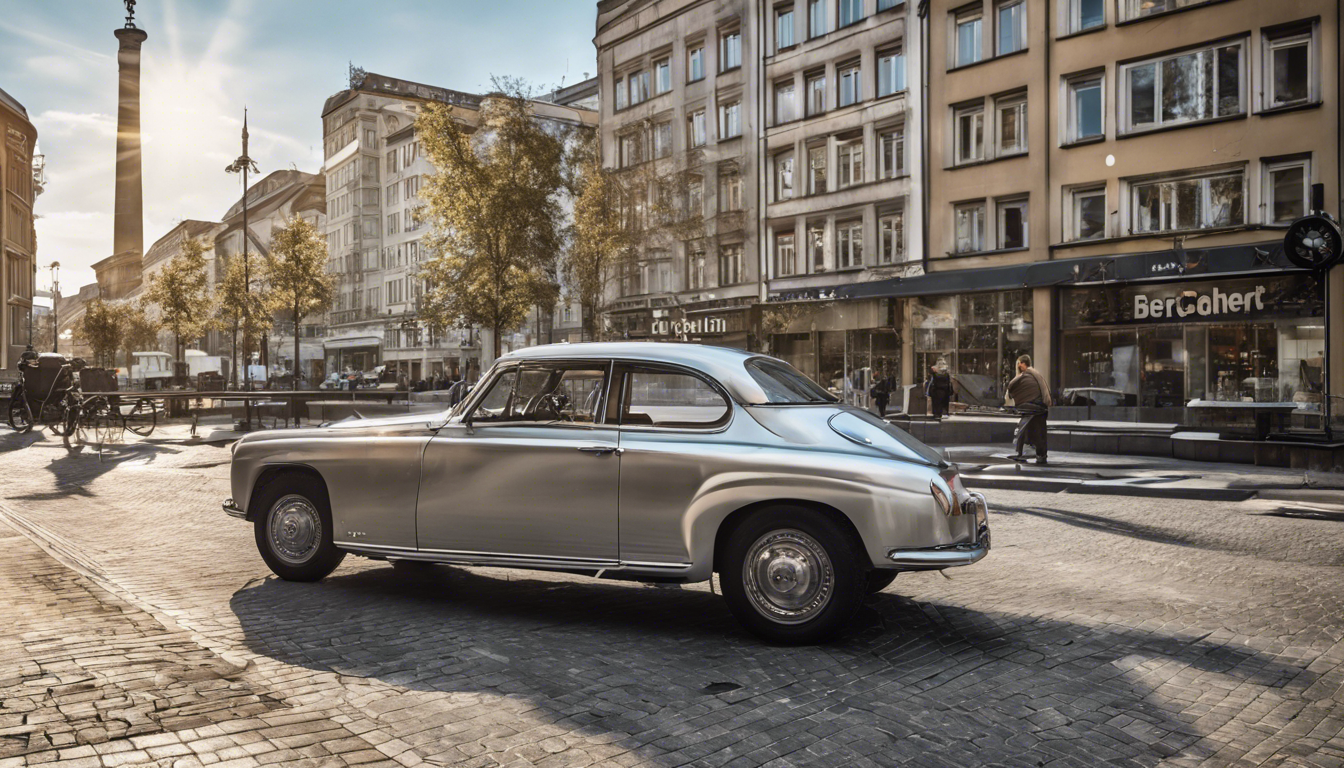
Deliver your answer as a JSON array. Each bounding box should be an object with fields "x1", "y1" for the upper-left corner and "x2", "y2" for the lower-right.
[
  {"x1": 837, "y1": 240, "x2": 1303, "y2": 301},
  {"x1": 323, "y1": 336, "x2": 381, "y2": 350}
]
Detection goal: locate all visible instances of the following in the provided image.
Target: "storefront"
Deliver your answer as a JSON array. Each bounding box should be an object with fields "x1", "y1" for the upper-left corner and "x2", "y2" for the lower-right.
[
  {"x1": 763, "y1": 297, "x2": 900, "y2": 407},
  {"x1": 1059, "y1": 272, "x2": 1326, "y2": 420},
  {"x1": 608, "y1": 297, "x2": 754, "y2": 349},
  {"x1": 908, "y1": 289, "x2": 1034, "y2": 407},
  {"x1": 323, "y1": 336, "x2": 381, "y2": 374}
]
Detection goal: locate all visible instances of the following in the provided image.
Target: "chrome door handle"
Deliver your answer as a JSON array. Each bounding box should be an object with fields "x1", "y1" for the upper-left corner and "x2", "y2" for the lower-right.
[{"x1": 577, "y1": 445, "x2": 621, "y2": 455}]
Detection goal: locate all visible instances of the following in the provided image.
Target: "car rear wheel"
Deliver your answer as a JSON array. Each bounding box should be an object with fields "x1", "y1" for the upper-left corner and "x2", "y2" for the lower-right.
[
  {"x1": 720, "y1": 507, "x2": 866, "y2": 644},
  {"x1": 252, "y1": 475, "x2": 345, "y2": 582}
]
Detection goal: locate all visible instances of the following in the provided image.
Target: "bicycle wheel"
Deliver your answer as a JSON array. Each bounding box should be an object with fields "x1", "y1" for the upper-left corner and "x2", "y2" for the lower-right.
[
  {"x1": 7, "y1": 396, "x2": 33, "y2": 434},
  {"x1": 78, "y1": 397, "x2": 114, "y2": 445},
  {"x1": 50, "y1": 394, "x2": 80, "y2": 437},
  {"x1": 125, "y1": 398, "x2": 157, "y2": 436}
]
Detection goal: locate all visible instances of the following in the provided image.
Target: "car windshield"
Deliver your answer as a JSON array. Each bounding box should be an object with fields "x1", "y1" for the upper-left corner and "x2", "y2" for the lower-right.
[{"x1": 745, "y1": 358, "x2": 838, "y2": 404}]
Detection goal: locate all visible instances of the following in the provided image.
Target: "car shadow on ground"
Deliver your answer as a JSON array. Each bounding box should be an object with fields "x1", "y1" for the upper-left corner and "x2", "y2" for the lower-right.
[{"x1": 228, "y1": 564, "x2": 1314, "y2": 767}]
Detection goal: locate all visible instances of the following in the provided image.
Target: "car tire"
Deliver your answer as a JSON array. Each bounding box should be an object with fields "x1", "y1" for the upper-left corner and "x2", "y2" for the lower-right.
[
  {"x1": 252, "y1": 474, "x2": 345, "y2": 582},
  {"x1": 865, "y1": 570, "x2": 898, "y2": 595},
  {"x1": 720, "y1": 507, "x2": 867, "y2": 645}
]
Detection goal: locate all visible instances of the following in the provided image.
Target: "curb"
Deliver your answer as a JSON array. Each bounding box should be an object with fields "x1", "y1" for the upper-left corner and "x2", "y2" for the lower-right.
[{"x1": 962, "y1": 475, "x2": 1257, "y2": 501}]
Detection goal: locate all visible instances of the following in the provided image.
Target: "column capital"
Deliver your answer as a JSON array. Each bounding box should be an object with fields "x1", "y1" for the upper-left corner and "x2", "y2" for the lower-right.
[{"x1": 114, "y1": 27, "x2": 148, "y2": 48}]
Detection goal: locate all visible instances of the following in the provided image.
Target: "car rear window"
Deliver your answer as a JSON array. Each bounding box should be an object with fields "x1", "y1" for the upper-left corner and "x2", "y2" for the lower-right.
[
  {"x1": 745, "y1": 358, "x2": 838, "y2": 404},
  {"x1": 828, "y1": 410, "x2": 944, "y2": 465}
]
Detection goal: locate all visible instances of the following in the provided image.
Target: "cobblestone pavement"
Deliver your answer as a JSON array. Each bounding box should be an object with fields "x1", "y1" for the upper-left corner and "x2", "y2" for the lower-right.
[{"x1": 0, "y1": 427, "x2": 1342, "y2": 767}]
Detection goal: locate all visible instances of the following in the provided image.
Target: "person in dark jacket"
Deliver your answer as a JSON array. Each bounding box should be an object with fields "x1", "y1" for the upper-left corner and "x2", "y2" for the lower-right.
[
  {"x1": 869, "y1": 372, "x2": 895, "y2": 418},
  {"x1": 925, "y1": 360, "x2": 952, "y2": 419},
  {"x1": 1007, "y1": 354, "x2": 1051, "y2": 465}
]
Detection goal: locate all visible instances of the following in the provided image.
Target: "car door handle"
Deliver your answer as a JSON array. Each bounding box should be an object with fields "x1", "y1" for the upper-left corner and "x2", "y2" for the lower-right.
[{"x1": 577, "y1": 445, "x2": 622, "y2": 456}]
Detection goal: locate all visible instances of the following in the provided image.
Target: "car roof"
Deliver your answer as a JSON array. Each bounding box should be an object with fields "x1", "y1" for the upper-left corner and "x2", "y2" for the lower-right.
[{"x1": 499, "y1": 342, "x2": 773, "y2": 403}]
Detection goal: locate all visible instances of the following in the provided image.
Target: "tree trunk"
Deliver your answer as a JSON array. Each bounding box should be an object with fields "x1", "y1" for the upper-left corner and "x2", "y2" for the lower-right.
[
  {"x1": 230, "y1": 320, "x2": 239, "y2": 389},
  {"x1": 293, "y1": 307, "x2": 301, "y2": 392},
  {"x1": 492, "y1": 322, "x2": 502, "y2": 360}
]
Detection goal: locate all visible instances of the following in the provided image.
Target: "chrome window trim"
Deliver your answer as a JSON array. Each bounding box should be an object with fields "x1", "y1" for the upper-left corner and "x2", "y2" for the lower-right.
[{"x1": 455, "y1": 359, "x2": 617, "y2": 429}]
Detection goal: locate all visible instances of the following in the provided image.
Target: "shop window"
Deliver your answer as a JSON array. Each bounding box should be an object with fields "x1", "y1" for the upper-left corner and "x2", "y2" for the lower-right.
[
  {"x1": 1278, "y1": 324, "x2": 1325, "y2": 405},
  {"x1": 1264, "y1": 24, "x2": 1315, "y2": 109},
  {"x1": 879, "y1": 126, "x2": 905, "y2": 179},
  {"x1": 1264, "y1": 157, "x2": 1310, "y2": 225},
  {"x1": 836, "y1": 219, "x2": 864, "y2": 269},
  {"x1": 838, "y1": 62, "x2": 862, "y2": 108},
  {"x1": 996, "y1": 0, "x2": 1026, "y2": 55},
  {"x1": 1069, "y1": 185, "x2": 1107, "y2": 241},
  {"x1": 996, "y1": 197, "x2": 1029, "y2": 249},
  {"x1": 996, "y1": 92, "x2": 1027, "y2": 156},
  {"x1": 954, "y1": 103, "x2": 985, "y2": 165},
  {"x1": 837, "y1": 139, "x2": 863, "y2": 188},
  {"x1": 1065, "y1": 0, "x2": 1104, "y2": 33},
  {"x1": 775, "y1": 232, "x2": 797, "y2": 277},
  {"x1": 807, "y1": 72, "x2": 827, "y2": 115},
  {"x1": 775, "y1": 81, "x2": 798, "y2": 123},
  {"x1": 777, "y1": 6, "x2": 795, "y2": 51},
  {"x1": 775, "y1": 152, "x2": 794, "y2": 201},
  {"x1": 808, "y1": 145, "x2": 827, "y2": 194},
  {"x1": 1121, "y1": 38, "x2": 1245, "y2": 133},
  {"x1": 1207, "y1": 324, "x2": 1278, "y2": 402},
  {"x1": 954, "y1": 201, "x2": 986, "y2": 253},
  {"x1": 1129, "y1": 167, "x2": 1244, "y2": 234},
  {"x1": 1060, "y1": 331, "x2": 1140, "y2": 406},
  {"x1": 878, "y1": 208, "x2": 905, "y2": 265},
  {"x1": 1065, "y1": 72, "x2": 1103, "y2": 142},
  {"x1": 877, "y1": 49, "x2": 906, "y2": 97},
  {"x1": 953, "y1": 7, "x2": 983, "y2": 68}
]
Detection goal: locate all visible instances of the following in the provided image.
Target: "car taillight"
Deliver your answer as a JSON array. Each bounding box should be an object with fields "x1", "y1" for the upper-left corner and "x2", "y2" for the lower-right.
[
  {"x1": 931, "y1": 479, "x2": 953, "y2": 516},
  {"x1": 940, "y1": 467, "x2": 964, "y2": 495}
]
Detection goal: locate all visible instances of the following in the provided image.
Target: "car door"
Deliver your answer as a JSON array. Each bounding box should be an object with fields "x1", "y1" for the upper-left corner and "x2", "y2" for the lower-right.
[
  {"x1": 416, "y1": 360, "x2": 620, "y2": 563},
  {"x1": 612, "y1": 363, "x2": 734, "y2": 565}
]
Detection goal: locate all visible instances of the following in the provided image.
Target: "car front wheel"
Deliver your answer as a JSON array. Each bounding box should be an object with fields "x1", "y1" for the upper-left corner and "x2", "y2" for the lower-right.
[
  {"x1": 720, "y1": 507, "x2": 867, "y2": 644},
  {"x1": 252, "y1": 475, "x2": 345, "y2": 582}
]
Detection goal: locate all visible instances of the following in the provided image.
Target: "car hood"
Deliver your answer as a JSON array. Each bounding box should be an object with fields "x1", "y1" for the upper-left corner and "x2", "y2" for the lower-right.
[{"x1": 744, "y1": 404, "x2": 945, "y2": 467}]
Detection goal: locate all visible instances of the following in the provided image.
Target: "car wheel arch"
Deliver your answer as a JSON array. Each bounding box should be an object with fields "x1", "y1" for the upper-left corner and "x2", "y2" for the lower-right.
[
  {"x1": 247, "y1": 464, "x2": 330, "y2": 522},
  {"x1": 712, "y1": 498, "x2": 871, "y2": 575}
]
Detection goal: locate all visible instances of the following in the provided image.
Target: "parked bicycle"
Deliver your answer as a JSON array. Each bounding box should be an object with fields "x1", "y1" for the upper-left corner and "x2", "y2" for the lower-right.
[{"x1": 7, "y1": 352, "x2": 86, "y2": 436}]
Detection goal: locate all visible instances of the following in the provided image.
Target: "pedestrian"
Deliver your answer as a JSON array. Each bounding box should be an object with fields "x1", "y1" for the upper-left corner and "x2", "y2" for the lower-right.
[
  {"x1": 925, "y1": 360, "x2": 952, "y2": 420},
  {"x1": 869, "y1": 372, "x2": 894, "y2": 418},
  {"x1": 1007, "y1": 354, "x2": 1052, "y2": 465}
]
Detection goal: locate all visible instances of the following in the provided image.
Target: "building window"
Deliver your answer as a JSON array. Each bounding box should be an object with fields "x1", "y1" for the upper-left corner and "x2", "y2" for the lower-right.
[
  {"x1": 1065, "y1": 73, "x2": 1104, "y2": 142},
  {"x1": 1123, "y1": 0, "x2": 1215, "y2": 22},
  {"x1": 688, "y1": 175, "x2": 704, "y2": 214},
  {"x1": 839, "y1": 0, "x2": 864, "y2": 28},
  {"x1": 654, "y1": 58, "x2": 672, "y2": 94},
  {"x1": 806, "y1": 72, "x2": 827, "y2": 115},
  {"x1": 878, "y1": 208, "x2": 905, "y2": 264},
  {"x1": 718, "y1": 100, "x2": 742, "y2": 139},
  {"x1": 836, "y1": 219, "x2": 864, "y2": 269},
  {"x1": 954, "y1": 103, "x2": 985, "y2": 164},
  {"x1": 996, "y1": 0, "x2": 1026, "y2": 55},
  {"x1": 1264, "y1": 156, "x2": 1310, "y2": 225},
  {"x1": 385, "y1": 151, "x2": 397, "y2": 175},
  {"x1": 688, "y1": 109, "x2": 707, "y2": 147},
  {"x1": 776, "y1": 232, "x2": 797, "y2": 277},
  {"x1": 620, "y1": 133, "x2": 643, "y2": 167},
  {"x1": 720, "y1": 30, "x2": 742, "y2": 71},
  {"x1": 954, "y1": 7, "x2": 983, "y2": 68},
  {"x1": 629, "y1": 70, "x2": 650, "y2": 105},
  {"x1": 955, "y1": 201, "x2": 986, "y2": 253},
  {"x1": 838, "y1": 62, "x2": 862, "y2": 107},
  {"x1": 1122, "y1": 38, "x2": 1245, "y2": 132},
  {"x1": 688, "y1": 44, "x2": 705, "y2": 82},
  {"x1": 1066, "y1": 0, "x2": 1104, "y2": 33},
  {"x1": 809, "y1": 0, "x2": 828, "y2": 38},
  {"x1": 808, "y1": 145, "x2": 827, "y2": 195},
  {"x1": 877, "y1": 49, "x2": 906, "y2": 96},
  {"x1": 1264, "y1": 25, "x2": 1315, "y2": 109},
  {"x1": 808, "y1": 223, "x2": 827, "y2": 271},
  {"x1": 719, "y1": 244, "x2": 745, "y2": 285},
  {"x1": 777, "y1": 7, "x2": 795, "y2": 50},
  {"x1": 687, "y1": 249, "x2": 707, "y2": 289},
  {"x1": 653, "y1": 122, "x2": 673, "y2": 158},
  {"x1": 386, "y1": 212, "x2": 400, "y2": 236},
  {"x1": 879, "y1": 0, "x2": 899, "y2": 8},
  {"x1": 775, "y1": 152, "x2": 795, "y2": 201},
  {"x1": 775, "y1": 81, "x2": 797, "y2": 123},
  {"x1": 997, "y1": 197, "x2": 1029, "y2": 249},
  {"x1": 614, "y1": 74, "x2": 628, "y2": 110},
  {"x1": 837, "y1": 139, "x2": 864, "y2": 188},
  {"x1": 1130, "y1": 167, "x2": 1245, "y2": 234},
  {"x1": 879, "y1": 126, "x2": 905, "y2": 179},
  {"x1": 386, "y1": 184, "x2": 398, "y2": 206},
  {"x1": 718, "y1": 168, "x2": 743, "y2": 211},
  {"x1": 996, "y1": 93, "x2": 1027, "y2": 156},
  {"x1": 1069, "y1": 185, "x2": 1107, "y2": 241}
]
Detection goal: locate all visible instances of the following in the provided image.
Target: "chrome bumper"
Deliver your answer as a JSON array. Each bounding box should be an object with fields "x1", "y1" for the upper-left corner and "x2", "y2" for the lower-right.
[
  {"x1": 887, "y1": 518, "x2": 990, "y2": 569},
  {"x1": 222, "y1": 498, "x2": 246, "y2": 520}
]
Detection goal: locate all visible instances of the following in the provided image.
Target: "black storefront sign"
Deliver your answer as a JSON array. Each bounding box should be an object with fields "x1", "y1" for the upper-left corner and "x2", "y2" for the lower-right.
[{"x1": 1062, "y1": 273, "x2": 1323, "y2": 329}]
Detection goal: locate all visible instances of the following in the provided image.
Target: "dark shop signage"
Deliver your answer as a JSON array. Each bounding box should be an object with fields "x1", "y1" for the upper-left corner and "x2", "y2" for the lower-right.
[{"x1": 1061, "y1": 273, "x2": 1322, "y2": 329}]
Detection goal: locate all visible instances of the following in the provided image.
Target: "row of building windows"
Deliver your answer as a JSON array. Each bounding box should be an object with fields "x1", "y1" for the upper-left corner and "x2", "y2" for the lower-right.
[
  {"x1": 773, "y1": 124, "x2": 905, "y2": 202},
  {"x1": 385, "y1": 141, "x2": 422, "y2": 175},
  {"x1": 384, "y1": 176, "x2": 422, "y2": 207},
  {"x1": 776, "y1": 0, "x2": 902, "y2": 54},
  {"x1": 773, "y1": 207, "x2": 907, "y2": 277}
]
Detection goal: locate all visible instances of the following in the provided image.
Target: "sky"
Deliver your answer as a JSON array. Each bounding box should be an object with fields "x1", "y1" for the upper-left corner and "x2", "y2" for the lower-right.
[{"x1": 0, "y1": 0, "x2": 598, "y2": 293}]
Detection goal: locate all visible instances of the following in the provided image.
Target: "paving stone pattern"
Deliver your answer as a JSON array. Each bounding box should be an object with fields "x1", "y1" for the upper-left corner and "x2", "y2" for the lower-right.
[{"x1": 0, "y1": 429, "x2": 1342, "y2": 767}]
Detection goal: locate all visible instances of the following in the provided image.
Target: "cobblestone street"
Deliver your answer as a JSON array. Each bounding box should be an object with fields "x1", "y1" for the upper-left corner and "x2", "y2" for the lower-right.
[{"x1": 1, "y1": 428, "x2": 1342, "y2": 767}]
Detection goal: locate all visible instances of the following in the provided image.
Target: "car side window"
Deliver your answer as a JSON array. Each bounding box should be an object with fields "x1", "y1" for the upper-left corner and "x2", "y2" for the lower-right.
[
  {"x1": 471, "y1": 364, "x2": 608, "y2": 425},
  {"x1": 623, "y1": 369, "x2": 730, "y2": 428}
]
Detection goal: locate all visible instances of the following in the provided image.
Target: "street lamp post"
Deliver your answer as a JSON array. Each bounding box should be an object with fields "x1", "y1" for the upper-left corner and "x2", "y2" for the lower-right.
[
  {"x1": 226, "y1": 109, "x2": 259, "y2": 430},
  {"x1": 50, "y1": 262, "x2": 60, "y2": 353}
]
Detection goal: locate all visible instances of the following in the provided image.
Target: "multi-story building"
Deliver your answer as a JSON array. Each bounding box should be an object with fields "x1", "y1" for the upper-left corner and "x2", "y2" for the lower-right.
[
  {"x1": 1, "y1": 85, "x2": 38, "y2": 386},
  {"x1": 914, "y1": 0, "x2": 1341, "y2": 426},
  {"x1": 596, "y1": 0, "x2": 764, "y2": 350},
  {"x1": 320, "y1": 71, "x2": 598, "y2": 383}
]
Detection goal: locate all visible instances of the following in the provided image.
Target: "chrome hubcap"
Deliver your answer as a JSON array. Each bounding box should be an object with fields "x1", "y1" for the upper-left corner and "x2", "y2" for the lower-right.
[
  {"x1": 743, "y1": 529, "x2": 833, "y2": 624},
  {"x1": 268, "y1": 495, "x2": 321, "y2": 565}
]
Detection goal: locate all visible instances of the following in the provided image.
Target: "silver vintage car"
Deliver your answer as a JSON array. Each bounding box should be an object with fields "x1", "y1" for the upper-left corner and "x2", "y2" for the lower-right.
[{"x1": 224, "y1": 343, "x2": 989, "y2": 643}]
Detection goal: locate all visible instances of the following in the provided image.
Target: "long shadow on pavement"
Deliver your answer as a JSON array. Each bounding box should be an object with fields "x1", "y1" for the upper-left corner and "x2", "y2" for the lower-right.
[{"x1": 229, "y1": 564, "x2": 1317, "y2": 767}]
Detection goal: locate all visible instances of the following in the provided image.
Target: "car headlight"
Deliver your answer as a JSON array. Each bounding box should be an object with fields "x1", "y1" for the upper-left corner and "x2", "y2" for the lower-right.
[{"x1": 931, "y1": 480, "x2": 952, "y2": 516}]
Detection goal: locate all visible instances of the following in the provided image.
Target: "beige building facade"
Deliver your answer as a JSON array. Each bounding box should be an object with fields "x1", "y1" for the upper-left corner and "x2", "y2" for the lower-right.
[{"x1": 0, "y1": 86, "x2": 38, "y2": 384}]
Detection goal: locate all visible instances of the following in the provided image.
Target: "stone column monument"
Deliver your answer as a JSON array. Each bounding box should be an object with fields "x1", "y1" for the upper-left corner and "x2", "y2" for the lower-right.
[{"x1": 104, "y1": 0, "x2": 147, "y2": 299}]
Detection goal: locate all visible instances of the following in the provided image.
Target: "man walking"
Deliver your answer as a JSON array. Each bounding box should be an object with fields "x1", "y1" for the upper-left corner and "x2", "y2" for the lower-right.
[
  {"x1": 925, "y1": 360, "x2": 952, "y2": 420},
  {"x1": 1007, "y1": 354, "x2": 1051, "y2": 465}
]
